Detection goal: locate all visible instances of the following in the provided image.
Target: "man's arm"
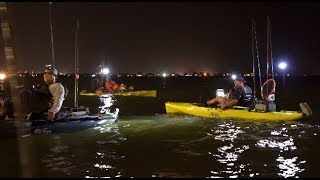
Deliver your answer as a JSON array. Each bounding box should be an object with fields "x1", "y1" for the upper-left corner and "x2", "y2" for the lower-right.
[
  {"x1": 48, "y1": 83, "x2": 65, "y2": 120},
  {"x1": 106, "y1": 86, "x2": 114, "y2": 93},
  {"x1": 223, "y1": 93, "x2": 229, "y2": 100},
  {"x1": 220, "y1": 99, "x2": 238, "y2": 109}
]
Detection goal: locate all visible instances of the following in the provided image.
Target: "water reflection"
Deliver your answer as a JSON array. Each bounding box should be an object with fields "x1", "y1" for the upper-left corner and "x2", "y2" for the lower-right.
[
  {"x1": 208, "y1": 120, "x2": 249, "y2": 178},
  {"x1": 255, "y1": 123, "x2": 306, "y2": 178},
  {"x1": 10, "y1": 115, "x2": 319, "y2": 178},
  {"x1": 98, "y1": 94, "x2": 114, "y2": 114},
  {"x1": 85, "y1": 122, "x2": 125, "y2": 178},
  {"x1": 277, "y1": 156, "x2": 306, "y2": 178},
  {"x1": 41, "y1": 135, "x2": 75, "y2": 176}
]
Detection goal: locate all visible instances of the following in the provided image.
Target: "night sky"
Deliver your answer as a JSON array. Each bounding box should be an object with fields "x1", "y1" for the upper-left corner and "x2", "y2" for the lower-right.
[{"x1": 1, "y1": 2, "x2": 320, "y2": 75}]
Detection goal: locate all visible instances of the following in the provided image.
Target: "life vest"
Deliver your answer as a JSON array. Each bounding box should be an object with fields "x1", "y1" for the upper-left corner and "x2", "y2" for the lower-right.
[
  {"x1": 239, "y1": 85, "x2": 253, "y2": 107},
  {"x1": 35, "y1": 83, "x2": 68, "y2": 99},
  {"x1": 112, "y1": 83, "x2": 119, "y2": 91},
  {"x1": 105, "y1": 81, "x2": 119, "y2": 91},
  {"x1": 105, "y1": 81, "x2": 113, "y2": 90}
]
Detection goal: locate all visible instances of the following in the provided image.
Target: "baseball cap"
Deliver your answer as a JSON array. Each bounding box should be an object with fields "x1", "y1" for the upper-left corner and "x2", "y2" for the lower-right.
[
  {"x1": 234, "y1": 76, "x2": 246, "y2": 83},
  {"x1": 44, "y1": 66, "x2": 58, "y2": 76}
]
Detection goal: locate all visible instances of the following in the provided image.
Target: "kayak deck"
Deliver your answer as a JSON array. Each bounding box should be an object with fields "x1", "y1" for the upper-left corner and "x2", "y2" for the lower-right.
[
  {"x1": 80, "y1": 90, "x2": 157, "y2": 97},
  {"x1": 165, "y1": 102, "x2": 305, "y2": 121},
  {"x1": 26, "y1": 108, "x2": 119, "y2": 134}
]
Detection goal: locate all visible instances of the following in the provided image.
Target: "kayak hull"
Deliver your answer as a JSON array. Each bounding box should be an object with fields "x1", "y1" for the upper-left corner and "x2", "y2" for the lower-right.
[
  {"x1": 27, "y1": 108, "x2": 119, "y2": 134},
  {"x1": 165, "y1": 102, "x2": 305, "y2": 121}
]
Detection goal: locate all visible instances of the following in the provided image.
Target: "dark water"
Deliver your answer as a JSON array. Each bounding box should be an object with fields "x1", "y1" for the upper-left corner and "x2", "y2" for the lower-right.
[{"x1": 1, "y1": 75, "x2": 320, "y2": 177}]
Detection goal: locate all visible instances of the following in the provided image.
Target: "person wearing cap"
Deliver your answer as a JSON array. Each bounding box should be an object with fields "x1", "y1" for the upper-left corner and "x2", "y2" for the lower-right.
[
  {"x1": 207, "y1": 76, "x2": 253, "y2": 109},
  {"x1": 19, "y1": 66, "x2": 66, "y2": 121},
  {"x1": 43, "y1": 66, "x2": 66, "y2": 121}
]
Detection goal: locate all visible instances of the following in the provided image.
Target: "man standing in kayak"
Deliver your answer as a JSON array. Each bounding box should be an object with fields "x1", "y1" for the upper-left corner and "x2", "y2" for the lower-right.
[{"x1": 207, "y1": 76, "x2": 252, "y2": 109}]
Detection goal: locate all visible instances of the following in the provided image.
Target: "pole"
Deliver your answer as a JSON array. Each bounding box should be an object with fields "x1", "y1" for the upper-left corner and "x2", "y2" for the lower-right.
[
  {"x1": 266, "y1": 16, "x2": 270, "y2": 81},
  {"x1": 251, "y1": 17, "x2": 256, "y2": 99},
  {"x1": 0, "y1": 2, "x2": 37, "y2": 177},
  {"x1": 253, "y1": 19, "x2": 262, "y2": 96},
  {"x1": 282, "y1": 72, "x2": 285, "y2": 100},
  {"x1": 74, "y1": 18, "x2": 79, "y2": 107},
  {"x1": 49, "y1": 2, "x2": 55, "y2": 67}
]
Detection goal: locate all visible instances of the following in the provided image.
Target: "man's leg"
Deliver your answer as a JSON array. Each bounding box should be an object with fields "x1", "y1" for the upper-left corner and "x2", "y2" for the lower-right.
[
  {"x1": 207, "y1": 97, "x2": 224, "y2": 105},
  {"x1": 20, "y1": 89, "x2": 50, "y2": 117}
]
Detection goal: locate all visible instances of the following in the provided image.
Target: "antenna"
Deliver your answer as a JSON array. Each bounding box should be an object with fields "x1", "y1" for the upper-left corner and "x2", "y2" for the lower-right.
[
  {"x1": 251, "y1": 17, "x2": 256, "y2": 99},
  {"x1": 49, "y1": 2, "x2": 55, "y2": 67},
  {"x1": 268, "y1": 16, "x2": 275, "y2": 80}
]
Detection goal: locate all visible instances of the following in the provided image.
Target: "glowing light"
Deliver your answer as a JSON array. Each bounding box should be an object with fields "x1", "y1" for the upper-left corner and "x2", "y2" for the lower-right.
[
  {"x1": 102, "y1": 68, "x2": 110, "y2": 75},
  {"x1": 216, "y1": 89, "x2": 225, "y2": 97},
  {"x1": 231, "y1": 74, "x2": 237, "y2": 80},
  {"x1": 162, "y1": 73, "x2": 167, "y2": 77},
  {"x1": 278, "y1": 62, "x2": 287, "y2": 70},
  {"x1": 0, "y1": 73, "x2": 6, "y2": 80}
]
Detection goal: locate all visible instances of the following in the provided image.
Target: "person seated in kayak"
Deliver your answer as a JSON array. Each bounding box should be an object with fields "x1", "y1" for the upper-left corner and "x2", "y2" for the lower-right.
[
  {"x1": 20, "y1": 66, "x2": 67, "y2": 121},
  {"x1": 207, "y1": 76, "x2": 253, "y2": 109},
  {"x1": 105, "y1": 79, "x2": 120, "y2": 93},
  {"x1": 104, "y1": 78, "x2": 134, "y2": 93}
]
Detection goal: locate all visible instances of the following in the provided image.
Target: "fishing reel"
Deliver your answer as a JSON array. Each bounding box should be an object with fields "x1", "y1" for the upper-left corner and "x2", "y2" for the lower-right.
[{"x1": 267, "y1": 94, "x2": 275, "y2": 102}]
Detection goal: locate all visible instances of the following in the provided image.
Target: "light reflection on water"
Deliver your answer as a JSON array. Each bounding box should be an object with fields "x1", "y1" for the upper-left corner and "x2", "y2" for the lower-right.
[
  {"x1": 6, "y1": 115, "x2": 320, "y2": 178},
  {"x1": 41, "y1": 135, "x2": 76, "y2": 176},
  {"x1": 254, "y1": 123, "x2": 308, "y2": 178},
  {"x1": 207, "y1": 121, "x2": 250, "y2": 178}
]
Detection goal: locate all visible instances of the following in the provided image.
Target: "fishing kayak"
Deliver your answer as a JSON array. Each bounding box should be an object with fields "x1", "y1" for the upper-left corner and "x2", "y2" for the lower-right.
[
  {"x1": 80, "y1": 90, "x2": 157, "y2": 97},
  {"x1": 26, "y1": 108, "x2": 119, "y2": 134},
  {"x1": 165, "y1": 102, "x2": 307, "y2": 121},
  {"x1": 0, "y1": 108, "x2": 119, "y2": 135}
]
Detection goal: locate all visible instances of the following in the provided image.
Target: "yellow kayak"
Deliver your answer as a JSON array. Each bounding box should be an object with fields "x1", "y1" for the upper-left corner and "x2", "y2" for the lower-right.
[
  {"x1": 165, "y1": 102, "x2": 306, "y2": 121},
  {"x1": 80, "y1": 90, "x2": 157, "y2": 97}
]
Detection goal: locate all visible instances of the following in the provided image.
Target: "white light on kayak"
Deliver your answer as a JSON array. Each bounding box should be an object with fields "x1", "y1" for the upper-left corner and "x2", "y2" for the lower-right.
[
  {"x1": 216, "y1": 89, "x2": 225, "y2": 97},
  {"x1": 231, "y1": 74, "x2": 237, "y2": 80}
]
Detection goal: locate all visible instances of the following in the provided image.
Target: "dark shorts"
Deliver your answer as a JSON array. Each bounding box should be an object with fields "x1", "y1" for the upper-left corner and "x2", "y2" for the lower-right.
[{"x1": 20, "y1": 89, "x2": 51, "y2": 114}]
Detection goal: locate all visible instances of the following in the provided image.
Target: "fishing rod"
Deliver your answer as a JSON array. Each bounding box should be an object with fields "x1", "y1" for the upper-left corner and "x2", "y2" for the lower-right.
[
  {"x1": 251, "y1": 17, "x2": 256, "y2": 99},
  {"x1": 252, "y1": 18, "x2": 262, "y2": 98},
  {"x1": 74, "y1": 18, "x2": 79, "y2": 107},
  {"x1": 49, "y1": 2, "x2": 55, "y2": 67}
]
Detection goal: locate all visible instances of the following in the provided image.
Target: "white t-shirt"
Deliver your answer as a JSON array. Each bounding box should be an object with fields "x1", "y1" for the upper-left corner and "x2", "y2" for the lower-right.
[{"x1": 48, "y1": 82, "x2": 65, "y2": 114}]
